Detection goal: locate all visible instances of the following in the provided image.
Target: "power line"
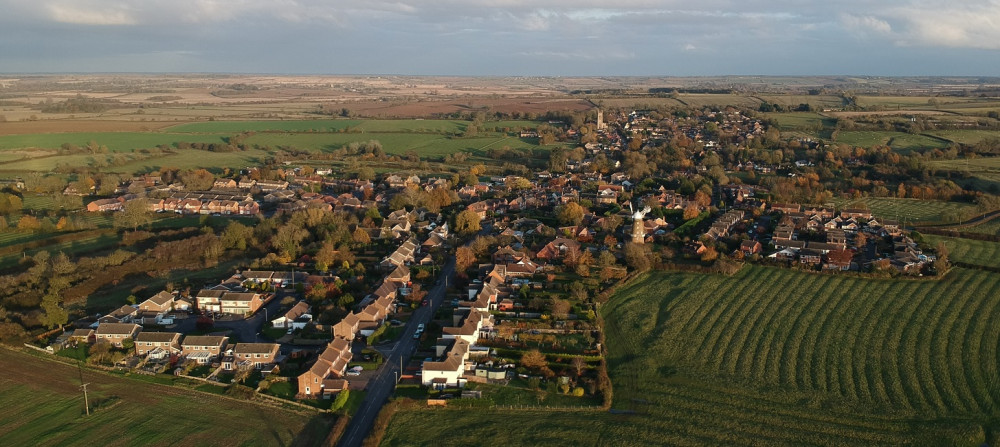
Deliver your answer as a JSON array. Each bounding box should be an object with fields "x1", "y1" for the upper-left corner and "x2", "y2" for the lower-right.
[{"x1": 77, "y1": 362, "x2": 90, "y2": 416}]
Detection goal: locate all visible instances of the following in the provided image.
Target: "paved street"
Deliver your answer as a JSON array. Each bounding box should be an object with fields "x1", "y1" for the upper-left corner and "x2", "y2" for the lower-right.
[{"x1": 337, "y1": 258, "x2": 455, "y2": 447}]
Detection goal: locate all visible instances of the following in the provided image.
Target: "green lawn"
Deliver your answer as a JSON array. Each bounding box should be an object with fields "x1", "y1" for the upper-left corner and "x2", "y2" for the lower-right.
[
  {"x1": 0, "y1": 349, "x2": 323, "y2": 447},
  {"x1": 382, "y1": 266, "x2": 1000, "y2": 445}
]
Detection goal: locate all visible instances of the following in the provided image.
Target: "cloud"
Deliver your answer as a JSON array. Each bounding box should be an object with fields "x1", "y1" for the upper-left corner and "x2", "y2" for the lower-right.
[
  {"x1": 841, "y1": 14, "x2": 892, "y2": 35},
  {"x1": 46, "y1": 2, "x2": 136, "y2": 25},
  {"x1": 890, "y1": 1, "x2": 1000, "y2": 49}
]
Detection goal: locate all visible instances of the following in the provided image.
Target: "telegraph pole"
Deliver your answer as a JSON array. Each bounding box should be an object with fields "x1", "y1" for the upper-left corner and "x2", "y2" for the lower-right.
[{"x1": 78, "y1": 362, "x2": 90, "y2": 416}]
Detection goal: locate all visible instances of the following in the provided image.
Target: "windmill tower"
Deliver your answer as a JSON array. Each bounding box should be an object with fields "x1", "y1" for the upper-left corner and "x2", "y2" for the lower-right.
[{"x1": 629, "y1": 202, "x2": 651, "y2": 244}]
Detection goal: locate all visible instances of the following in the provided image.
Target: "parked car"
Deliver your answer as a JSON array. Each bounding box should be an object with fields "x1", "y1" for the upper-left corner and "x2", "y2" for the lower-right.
[
  {"x1": 413, "y1": 332, "x2": 421, "y2": 339},
  {"x1": 417, "y1": 323, "x2": 425, "y2": 331},
  {"x1": 421, "y1": 299, "x2": 429, "y2": 306}
]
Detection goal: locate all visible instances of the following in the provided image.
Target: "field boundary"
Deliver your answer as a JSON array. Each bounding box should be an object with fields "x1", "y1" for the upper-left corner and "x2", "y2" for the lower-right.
[{"x1": 5, "y1": 344, "x2": 326, "y2": 416}]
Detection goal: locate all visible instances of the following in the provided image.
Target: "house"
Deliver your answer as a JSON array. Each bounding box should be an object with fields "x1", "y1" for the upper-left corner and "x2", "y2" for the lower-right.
[
  {"x1": 740, "y1": 240, "x2": 762, "y2": 256},
  {"x1": 86, "y1": 197, "x2": 124, "y2": 212},
  {"x1": 297, "y1": 338, "x2": 353, "y2": 399},
  {"x1": 195, "y1": 289, "x2": 266, "y2": 316},
  {"x1": 226, "y1": 343, "x2": 280, "y2": 370},
  {"x1": 213, "y1": 179, "x2": 238, "y2": 189},
  {"x1": 104, "y1": 304, "x2": 138, "y2": 323},
  {"x1": 535, "y1": 238, "x2": 581, "y2": 261},
  {"x1": 380, "y1": 239, "x2": 418, "y2": 270},
  {"x1": 134, "y1": 332, "x2": 182, "y2": 357},
  {"x1": 95, "y1": 323, "x2": 141, "y2": 347},
  {"x1": 68, "y1": 328, "x2": 95, "y2": 344},
  {"x1": 421, "y1": 338, "x2": 471, "y2": 389},
  {"x1": 138, "y1": 291, "x2": 174, "y2": 313},
  {"x1": 182, "y1": 335, "x2": 229, "y2": 364},
  {"x1": 272, "y1": 301, "x2": 312, "y2": 330},
  {"x1": 332, "y1": 313, "x2": 361, "y2": 340},
  {"x1": 824, "y1": 249, "x2": 854, "y2": 271}
]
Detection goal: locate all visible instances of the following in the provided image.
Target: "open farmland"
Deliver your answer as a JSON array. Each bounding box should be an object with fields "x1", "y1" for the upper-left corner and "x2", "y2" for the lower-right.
[
  {"x1": 384, "y1": 267, "x2": 1000, "y2": 445},
  {"x1": 922, "y1": 234, "x2": 1000, "y2": 269},
  {"x1": 0, "y1": 349, "x2": 324, "y2": 447},
  {"x1": 243, "y1": 132, "x2": 545, "y2": 159},
  {"x1": 833, "y1": 131, "x2": 949, "y2": 152},
  {"x1": 832, "y1": 197, "x2": 977, "y2": 224},
  {"x1": 0, "y1": 132, "x2": 227, "y2": 152}
]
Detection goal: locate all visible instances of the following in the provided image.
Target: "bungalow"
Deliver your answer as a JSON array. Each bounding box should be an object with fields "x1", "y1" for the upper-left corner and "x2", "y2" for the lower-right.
[
  {"x1": 181, "y1": 335, "x2": 229, "y2": 364},
  {"x1": 134, "y1": 332, "x2": 182, "y2": 357},
  {"x1": 68, "y1": 328, "x2": 95, "y2": 344},
  {"x1": 86, "y1": 198, "x2": 124, "y2": 212},
  {"x1": 95, "y1": 323, "x2": 141, "y2": 347},
  {"x1": 272, "y1": 301, "x2": 312, "y2": 330}
]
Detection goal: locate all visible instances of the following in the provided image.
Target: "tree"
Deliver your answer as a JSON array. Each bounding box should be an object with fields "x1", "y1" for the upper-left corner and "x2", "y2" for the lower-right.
[
  {"x1": 682, "y1": 204, "x2": 701, "y2": 220},
  {"x1": 114, "y1": 198, "x2": 152, "y2": 232},
  {"x1": 571, "y1": 356, "x2": 586, "y2": 377},
  {"x1": 552, "y1": 298, "x2": 571, "y2": 319},
  {"x1": 521, "y1": 349, "x2": 547, "y2": 370},
  {"x1": 352, "y1": 227, "x2": 371, "y2": 245},
  {"x1": 16, "y1": 215, "x2": 41, "y2": 232},
  {"x1": 624, "y1": 242, "x2": 652, "y2": 271},
  {"x1": 221, "y1": 221, "x2": 253, "y2": 250},
  {"x1": 456, "y1": 246, "x2": 476, "y2": 271},
  {"x1": 179, "y1": 169, "x2": 215, "y2": 191},
  {"x1": 39, "y1": 293, "x2": 68, "y2": 329},
  {"x1": 556, "y1": 202, "x2": 585, "y2": 226},
  {"x1": 454, "y1": 209, "x2": 482, "y2": 235}
]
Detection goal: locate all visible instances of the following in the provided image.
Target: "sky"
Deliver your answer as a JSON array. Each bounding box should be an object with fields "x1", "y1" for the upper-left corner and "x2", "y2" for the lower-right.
[{"x1": 2, "y1": 0, "x2": 999, "y2": 76}]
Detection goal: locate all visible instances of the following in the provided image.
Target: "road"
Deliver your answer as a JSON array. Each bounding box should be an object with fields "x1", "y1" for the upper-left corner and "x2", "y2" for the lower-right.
[{"x1": 337, "y1": 258, "x2": 455, "y2": 447}]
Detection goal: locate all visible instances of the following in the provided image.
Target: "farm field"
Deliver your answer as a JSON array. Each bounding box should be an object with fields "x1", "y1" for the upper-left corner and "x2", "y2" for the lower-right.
[
  {"x1": 834, "y1": 131, "x2": 949, "y2": 152},
  {"x1": 384, "y1": 266, "x2": 1000, "y2": 445},
  {"x1": 0, "y1": 348, "x2": 324, "y2": 447},
  {"x1": 832, "y1": 197, "x2": 977, "y2": 224},
  {"x1": 922, "y1": 234, "x2": 1000, "y2": 268},
  {"x1": 243, "y1": 132, "x2": 544, "y2": 158},
  {"x1": 958, "y1": 219, "x2": 1000, "y2": 236},
  {"x1": 756, "y1": 95, "x2": 845, "y2": 109},
  {"x1": 0, "y1": 132, "x2": 227, "y2": 152}
]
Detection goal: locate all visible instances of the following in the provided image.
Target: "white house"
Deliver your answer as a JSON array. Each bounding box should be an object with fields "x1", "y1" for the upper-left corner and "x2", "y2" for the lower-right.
[{"x1": 272, "y1": 301, "x2": 312, "y2": 329}]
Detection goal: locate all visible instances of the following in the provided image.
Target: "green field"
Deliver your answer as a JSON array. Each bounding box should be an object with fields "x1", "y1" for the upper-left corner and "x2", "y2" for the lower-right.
[
  {"x1": 832, "y1": 197, "x2": 977, "y2": 224},
  {"x1": 166, "y1": 119, "x2": 362, "y2": 133},
  {"x1": 383, "y1": 266, "x2": 1000, "y2": 445},
  {"x1": 0, "y1": 349, "x2": 324, "y2": 446},
  {"x1": 0, "y1": 132, "x2": 227, "y2": 152},
  {"x1": 834, "y1": 131, "x2": 949, "y2": 152},
  {"x1": 764, "y1": 112, "x2": 832, "y2": 131},
  {"x1": 959, "y1": 219, "x2": 1000, "y2": 236},
  {"x1": 757, "y1": 95, "x2": 845, "y2": 109},
  {"x1": 243, "y1": 133, "x2": 544, "y2": 158},
  {"x1": 923, "y1": 234, "x2": 1000, "y2": 268}
]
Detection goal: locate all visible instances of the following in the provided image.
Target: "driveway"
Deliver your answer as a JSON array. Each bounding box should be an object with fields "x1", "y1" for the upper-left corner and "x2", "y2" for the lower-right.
[{"x1": 337, "y1": 258, "x2": 455, "y2": 447}]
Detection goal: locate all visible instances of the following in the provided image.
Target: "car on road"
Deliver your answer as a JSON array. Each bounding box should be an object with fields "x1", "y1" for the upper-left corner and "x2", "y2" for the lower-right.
[
  {"x1": 421, "y1": 298, "x2": 429, "y2": 306},
  {"x1": 413, "y1": 332, "x2": 421, "y2": 339},
  {"x1": 417, "y1": 323, "x2": 425, "y2": 331},
  {"x1": 346, "y1": 370, "x2": 361, "y2": 376}
]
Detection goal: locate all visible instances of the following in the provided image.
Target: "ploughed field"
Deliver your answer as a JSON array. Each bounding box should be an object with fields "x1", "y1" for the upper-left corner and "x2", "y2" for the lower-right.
[
  {"x1": 382, "y1": 266, "x2": 1000, "y2": 446},
  {"x1": 0, "y1": 349, "x2": 318, "y2": 446}
]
